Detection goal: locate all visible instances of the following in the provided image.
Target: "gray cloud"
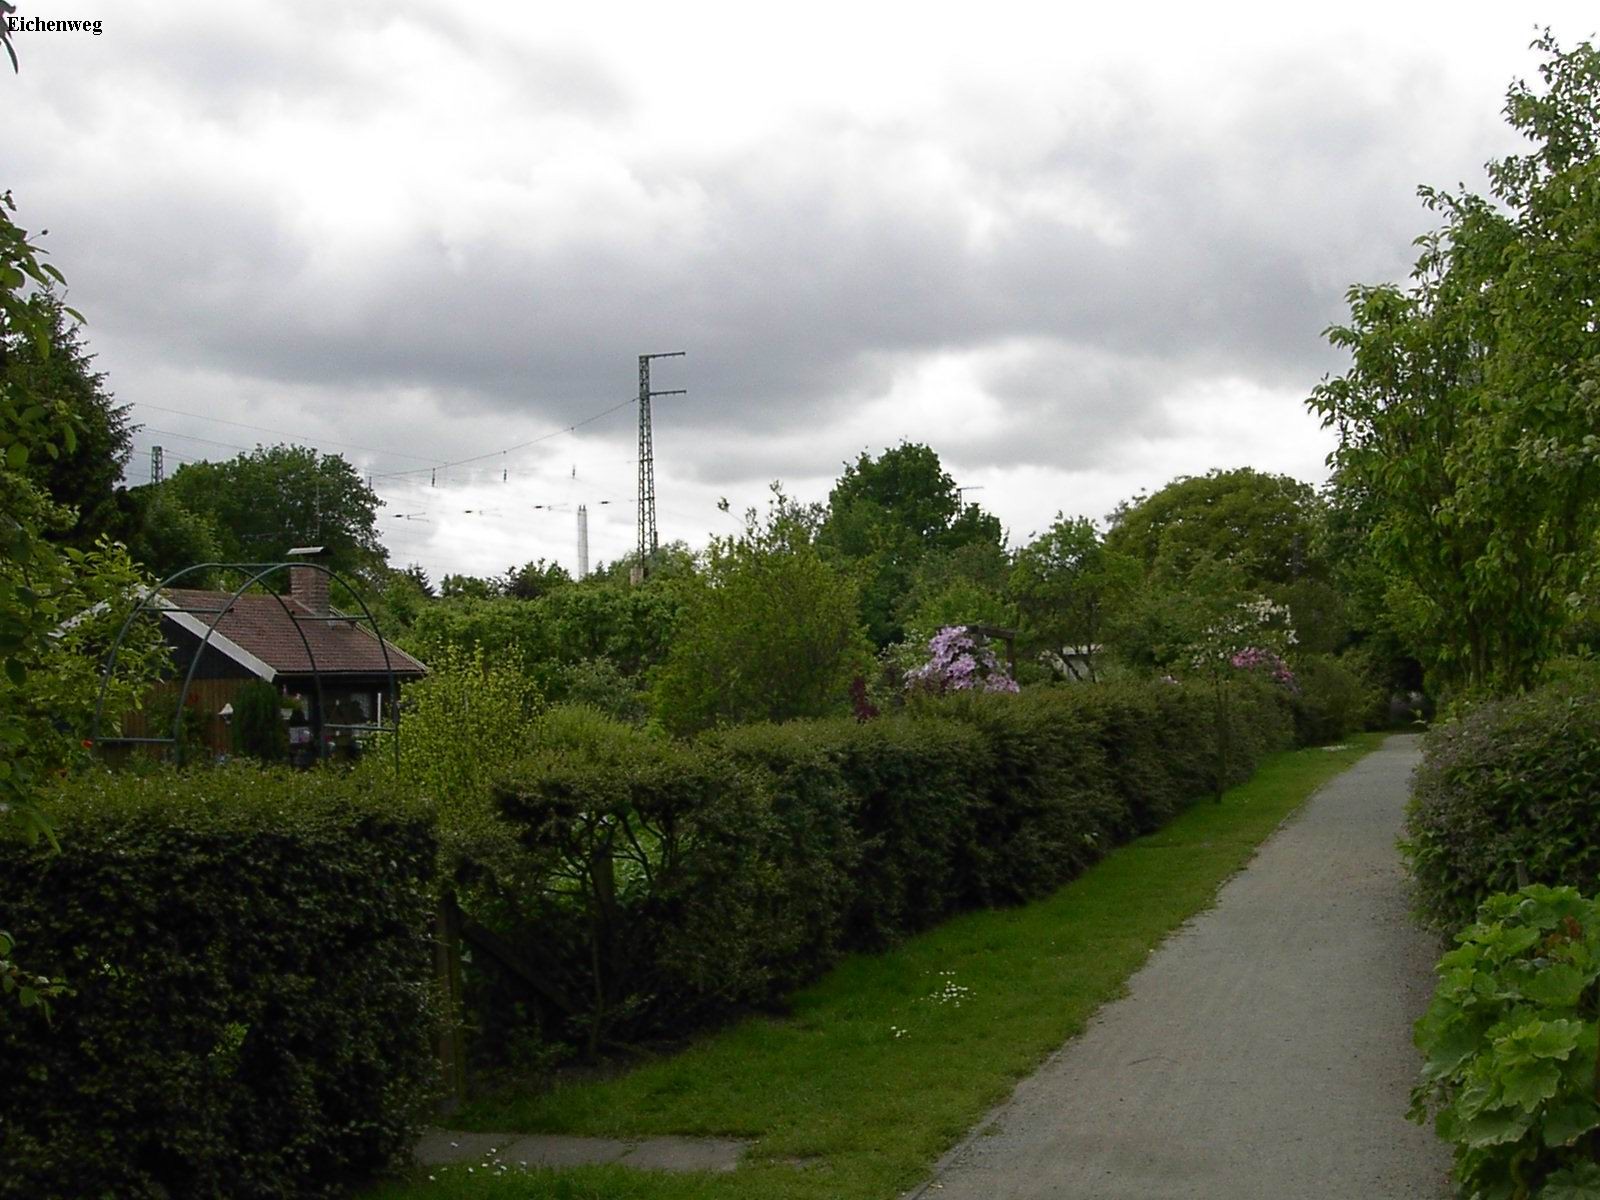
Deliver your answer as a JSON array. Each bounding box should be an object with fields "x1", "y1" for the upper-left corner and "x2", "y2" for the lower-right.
[{"x1": 8, "y1": 0, "x2": 1570, "y2": 575}]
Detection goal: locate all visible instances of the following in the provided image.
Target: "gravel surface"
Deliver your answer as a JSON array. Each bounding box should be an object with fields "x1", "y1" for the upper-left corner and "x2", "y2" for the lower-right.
[{"x1": 912, "y1": 735, "x2": 1452, "y2": 1200}]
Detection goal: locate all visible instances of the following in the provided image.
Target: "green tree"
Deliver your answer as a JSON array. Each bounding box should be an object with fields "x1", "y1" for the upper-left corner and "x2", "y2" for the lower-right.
[
  {"x1": 3, "y1": 297, "x2": 131, "y2": 546},
  {"x1": 1105, "y1": 552, "x2": 1253, "y2": 676},
  {"x1": 1104, "y1": 468, "x2": 1350, "y2": 655},
  {"x1": 1309, "y1": 34, "x2": 1600, "y2": 694},
  {"x1": 398, "y1": 562, "x2": 435, "y2": 598},
  {"x1": 502, "y1": 557, "x2": 572, "y2": 601},
  {"x1": 163, "y1": 445, "x2": 387, "y2": 583},
  {"x1": 818, "y1": 443, "x2": 1004, "y2": 646},
  {"x1": 1, "y1": 191, "x2": 165, "y2": 846},
  {"x1": 117, "y1": 486, "x2": 222, "y2": 582},
  {"x1": 592, "y1": 540, "x2": 699, "y2": 586},
  {"x1": 1104, "y1": 468, "x2": 1323, "y2": 589},
  {"x1": 1010, "y1": 515, "x2": 1138, "y2": 681},
  {"x1": 439, "y1": 572, "x2": 502, "y2": 600},
  {"x1": 405, "y1": 577, "x2": 682, "y2": 698},
  {"x1": 653, "y1": 485, "x2": 872, "y2": 733},
  {"x1": 893, "y1": 539, "x2": 1013, "y2": 636}
]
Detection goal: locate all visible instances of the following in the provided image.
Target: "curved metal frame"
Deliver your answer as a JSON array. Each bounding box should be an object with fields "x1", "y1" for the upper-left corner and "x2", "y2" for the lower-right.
[{"x1": 92, "y1": 561, "x2": 403, "y2": 770}]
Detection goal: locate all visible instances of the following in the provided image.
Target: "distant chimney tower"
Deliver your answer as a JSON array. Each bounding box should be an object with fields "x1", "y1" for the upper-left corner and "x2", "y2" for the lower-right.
[
  {"x1": 286, "y1": 546, "x2": 330, "y2": 615},
  {"x1": 577, "y1": 505, "x2": 589, "y2": 579}
]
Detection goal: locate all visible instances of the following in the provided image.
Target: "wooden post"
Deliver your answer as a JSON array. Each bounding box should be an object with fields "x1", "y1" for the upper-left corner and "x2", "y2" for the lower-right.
[{"x1": 434, "y1": 895, "x2": 467, "y2": 1114}]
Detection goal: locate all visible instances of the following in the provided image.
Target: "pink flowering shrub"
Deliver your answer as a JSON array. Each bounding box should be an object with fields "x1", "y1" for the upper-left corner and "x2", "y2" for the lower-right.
[
  {"x1": 1229, "y1": 646, "x2": 1297, "y2": 690},
  {"x1": 906, "y1": 626, "x2": 1021, "y2": 695}
]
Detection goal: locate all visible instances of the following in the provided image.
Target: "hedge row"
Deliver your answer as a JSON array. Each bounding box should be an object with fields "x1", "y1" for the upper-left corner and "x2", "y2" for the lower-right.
[
  {"x1": 0, "y1": 768, "x2": 438, "y2": 1200},
  {"x1": 1406, "y1": 670, "x2": 1600, "y2": 929},
  {"x1": 480, "y1": 677, "x2": 1296, "y2": 1054}
]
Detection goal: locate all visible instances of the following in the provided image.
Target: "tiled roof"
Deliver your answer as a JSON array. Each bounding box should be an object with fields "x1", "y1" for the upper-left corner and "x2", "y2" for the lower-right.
[{"x1": 162, "y1": 589, "x2": 427, "y2": 677}]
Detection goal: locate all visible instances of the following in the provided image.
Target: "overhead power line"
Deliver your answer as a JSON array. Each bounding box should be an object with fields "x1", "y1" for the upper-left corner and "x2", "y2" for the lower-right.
[
  {"x1": 129, "y1": 401, "x2": 442, "y2": 464},
  {"x1": 128, "y1": 392, "x2": 646, "y2": 486},
  {"x1": 370, "y1": 397, "x2": 639, "y2": 482}
]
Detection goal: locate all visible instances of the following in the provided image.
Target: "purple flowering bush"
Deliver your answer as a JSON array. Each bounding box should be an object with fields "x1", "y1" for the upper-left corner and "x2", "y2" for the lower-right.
[
  {"x1": 906, "y1": 626, "x2": 1021, "y2": 696},
  {"x1": 1230, "y1": 646, "x2": 1297, "y2": 690}
]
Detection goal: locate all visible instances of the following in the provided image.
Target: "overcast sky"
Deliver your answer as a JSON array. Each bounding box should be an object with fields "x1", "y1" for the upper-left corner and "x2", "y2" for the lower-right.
[{"x1": 7, "y1": 3, "x2": 1596, "y2": 579}]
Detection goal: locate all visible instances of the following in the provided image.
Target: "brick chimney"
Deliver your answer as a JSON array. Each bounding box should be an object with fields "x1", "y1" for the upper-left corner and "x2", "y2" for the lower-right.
[{"x1": 286, "y1": 546, "x2": 329, "y2": 615}]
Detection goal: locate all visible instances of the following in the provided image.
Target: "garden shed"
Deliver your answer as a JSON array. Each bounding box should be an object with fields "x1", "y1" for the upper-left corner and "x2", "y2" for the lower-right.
[{"x1": 123, "y1": 560, "x2": 427, "y2": 755}]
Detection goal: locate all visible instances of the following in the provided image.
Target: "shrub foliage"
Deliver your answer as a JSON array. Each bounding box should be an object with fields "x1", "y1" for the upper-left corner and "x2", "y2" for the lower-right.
[
  {"x1": 1406, "y1": 678, "x2": 1600, "y2": 929},
  {"x1": 1411, "y1": 886, "x2": 1600, "y2": 1200},
  {"x1": 0, "y1": 767, "x2": 438, "y2": 1200},
  {"x1": 483, "y1": 679, "x2": 1295, "y2": 1056},
  {"x1": 230, "y1": 677, "x2": 287, "y2": 761}
]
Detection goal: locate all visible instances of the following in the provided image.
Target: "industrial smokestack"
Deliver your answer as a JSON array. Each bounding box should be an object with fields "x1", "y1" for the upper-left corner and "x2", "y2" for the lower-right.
[{"x1": 577, "y1": 504, "x2": 589, "y2": 579}]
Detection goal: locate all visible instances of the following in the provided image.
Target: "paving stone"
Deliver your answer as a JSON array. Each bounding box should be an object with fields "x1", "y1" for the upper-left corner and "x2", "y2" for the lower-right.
[
  {"x1": 413, "y1": 1130, "x2": 514, "y2": 1165},
  {"x1": 616, "y1": 1136, "x2": 747, "y2": 1173},
  {"x1": 498, "y1": 1134, "x2": 633, "y2": 1168},
  {"x1": 418, "y1": 1130, "x2": 752, "y2": 1174}
]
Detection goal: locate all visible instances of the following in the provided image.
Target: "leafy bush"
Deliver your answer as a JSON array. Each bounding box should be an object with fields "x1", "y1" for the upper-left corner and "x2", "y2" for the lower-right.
[
  {"x1": 829, "y1": 713, "x2": 985, "y2": 945},
  {"x1": 483, "y1": 677, "x2": 1297, "y2": 1059},
  {"x1": 403, "y1": 584, "x2": 681, "y2": 699},
  {"x1": 1288, "y1": 653, "x2": 1379, "y2": 745},
  {"x1": 705, "y1": 721, "x2": 862, "y2": 988},
  {"x1": 650, "y1": 490, "x2": 872, "y2": 733},
  {"x1": 1030, "y1": 683, "x2": 1195, "y2": 836},
  {"x1": 231, "y1": 678, "x2": 287, "y2": 761},
  {"x1": 364, "y1": 643, "x2": 542, "y2": 882},
  {"x1": 920, "y1": 691, "x2": 1117, "y2": 905},
  {"x1": 1411, "y1": 886, "x2": 1600, "y2": 1200},
  {"x1": 1406, "y1": 680, "x2": 1600, "y2": 929},
  {"x1": 494, "y1": 707, "x2": 787, "y2": 1053},
  {"x1": 555, "y1": 656, "x2": 649, "y2": 725},
  {"x1": 1, "y1": 766, "x2": 438, "y2": 1200}
]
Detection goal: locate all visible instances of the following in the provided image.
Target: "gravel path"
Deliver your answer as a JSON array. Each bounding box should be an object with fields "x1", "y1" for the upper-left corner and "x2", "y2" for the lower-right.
[{"x1": 912, "y1": 734, "x2": 1452, "y2": 1200}]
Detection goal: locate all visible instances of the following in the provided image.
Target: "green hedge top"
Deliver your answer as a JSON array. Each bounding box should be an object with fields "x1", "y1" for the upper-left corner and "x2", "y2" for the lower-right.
[
  {"x1": 1407, "y1": 677, "x2": 1600, "y2": 929},
  {"x1": 483, "y1": 678, "x2": 1297, "y2": 1052},
  {"x1": 2, "y1": 765, "x2": 439, "y2": 1200},
  {"x1": 32, "y1": 759, "x2": 433, "y2": 834}
]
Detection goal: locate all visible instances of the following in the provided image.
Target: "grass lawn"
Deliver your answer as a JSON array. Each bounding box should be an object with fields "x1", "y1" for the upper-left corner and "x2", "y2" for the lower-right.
[{"x1": 367, "y1": 734, "x2": 1383, "y2": 1200}]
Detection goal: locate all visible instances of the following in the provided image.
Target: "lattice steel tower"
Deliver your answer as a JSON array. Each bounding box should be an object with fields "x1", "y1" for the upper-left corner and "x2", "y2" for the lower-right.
[
  {"x1": 150, "y1": 445, "x2": 164, "y2": 484},
  {"x1": 636, "y1": 351, "x2": 684, "y2": 579}
]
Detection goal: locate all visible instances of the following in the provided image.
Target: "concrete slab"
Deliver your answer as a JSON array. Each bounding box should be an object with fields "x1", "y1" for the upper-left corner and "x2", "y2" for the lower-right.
[
  {"x1": 413, "y1": 1130, "x2": 514, "y2": 1165},
  {"x1": 912, "y1": 735, "x2": 1453, "y2": 1200},
  {"x1": 417, "y1": 1129, "x2": 750, "y2": 1174},
  {"x1": 498, "y1": 1134, "x2": 632, "y2": 1168},
  {"x1": 617, "y1": 1136, "x2": 746, "y2": 1173}
]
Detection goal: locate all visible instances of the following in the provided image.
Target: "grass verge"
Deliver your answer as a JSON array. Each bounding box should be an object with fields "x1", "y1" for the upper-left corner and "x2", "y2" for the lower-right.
[{"x1": 368, "y1": 734, "x2": 1384, "y2": 1200}]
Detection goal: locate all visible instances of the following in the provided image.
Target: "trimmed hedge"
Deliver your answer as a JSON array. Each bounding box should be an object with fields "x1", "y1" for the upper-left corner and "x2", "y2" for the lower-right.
[
  {"x1": 1406, "y1": 677, "x2": 1600, "y2": 928},
  {"x1": 483, "y1": 678, "x2": 1295, "y2": 1054},
  {"x1": 1287, "y1": 653, "x2": 1381, "y2": 746},
  {"x1": 0, "y1": 767, "x2": 438, "y2": 1200}
]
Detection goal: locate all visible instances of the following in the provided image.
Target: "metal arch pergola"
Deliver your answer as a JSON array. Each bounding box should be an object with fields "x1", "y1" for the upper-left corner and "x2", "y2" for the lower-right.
[{"x1": 91, "y1": 560, "x2": 403, "y2": 768}]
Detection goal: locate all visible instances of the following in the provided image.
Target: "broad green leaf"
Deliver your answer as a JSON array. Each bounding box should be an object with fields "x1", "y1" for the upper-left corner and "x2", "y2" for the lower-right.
[
  {"x1": 1542, "y1": 1096, "x2": 1600, "y2": 1147},
  {"x1": 1421, "y1": 1018, "x2": 1484, "y2": 1081},
  {"x1": 1516, "y1": 966, "x2": 1593, "y2": 1011},
  {"x1": 1461, "y1": 1106, "x2": 1535, "y2": 1147},
  {"x1": 1498, "y1": 1059, "x2": 1562, "y2": 1110},
  {"x1": 1527, "y1": 1019, "x2": 1585, "y2": 1059},
  {"x1": 1542, "y1": 1161, "x2": 1600, "y2": 1200}
]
